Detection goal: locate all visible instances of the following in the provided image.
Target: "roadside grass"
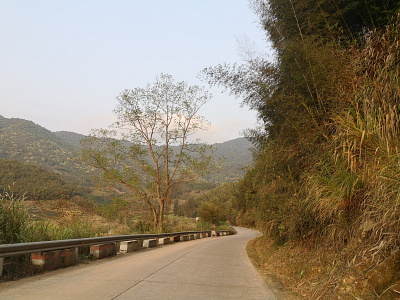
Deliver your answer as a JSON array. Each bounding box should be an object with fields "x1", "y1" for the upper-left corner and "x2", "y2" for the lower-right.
[
  {"x1": 246, "y1": 236, "x2": 351, "y2": 299},
  {"x1": 247, "y1": 237, "x2": 303, "y2": 300},
  {"x1": 247, "y1": 235, "x2": 400, "y2": 299}
]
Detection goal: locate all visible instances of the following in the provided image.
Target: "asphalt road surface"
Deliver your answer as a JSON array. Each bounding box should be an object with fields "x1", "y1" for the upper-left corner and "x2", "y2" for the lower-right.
[{"x1": 0, "y1": 227, "x2": 276, "y2": 300}]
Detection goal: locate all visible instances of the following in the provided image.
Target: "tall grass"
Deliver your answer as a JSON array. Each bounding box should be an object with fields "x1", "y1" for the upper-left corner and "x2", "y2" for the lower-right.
[
  {"x1": 27, "y1": 220, "x2": 107, "y2": 242},
  {"x1": 0, "y1": 188, "x2": 108, "y2": 279},
  {"x1": 0, "y1": 188, "x2": 107, "y2": 245},
  {"x1": 0, "y1": 189, "x2": 30, "y2": 244},
  {"x1": 331, "y1": 18, "x2": 400, "y2": 253}
]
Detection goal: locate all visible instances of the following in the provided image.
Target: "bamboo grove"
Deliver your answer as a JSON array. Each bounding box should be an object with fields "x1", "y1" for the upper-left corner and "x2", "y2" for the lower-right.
[{"x1": 204, "y1": 0, "x2": 400, "y2": 259}]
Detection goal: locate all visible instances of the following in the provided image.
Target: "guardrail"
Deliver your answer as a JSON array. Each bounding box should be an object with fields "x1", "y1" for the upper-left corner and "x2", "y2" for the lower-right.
[{"x1": 0, "y1": 230, "x2": 232, "y2": 277}]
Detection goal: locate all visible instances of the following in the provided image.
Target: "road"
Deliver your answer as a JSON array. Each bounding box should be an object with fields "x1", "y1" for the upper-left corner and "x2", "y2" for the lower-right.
[{"x1": 0, "y1": 227, "x2": 276, "y2": 300}]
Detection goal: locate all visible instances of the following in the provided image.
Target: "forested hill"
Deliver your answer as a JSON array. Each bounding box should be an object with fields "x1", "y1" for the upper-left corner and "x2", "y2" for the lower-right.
[
  {"x1": 0, "y1": 116, "x2": 252, "y2": 188},
  {"x1": 0, "y1": 115, "x2": 88, "y2": 183},
  {"x1": 55, "y1": 130, "x2": 252, "y2": 182},
  {"x1": 211, "y1": 138, "x2": 252, "y2": 182},
  {"x1": 213, "y1": 137, "x2": 252, "y2": 161},
  {"x1": 54, "y1": 131, "x2": 86, "y2": 149}
]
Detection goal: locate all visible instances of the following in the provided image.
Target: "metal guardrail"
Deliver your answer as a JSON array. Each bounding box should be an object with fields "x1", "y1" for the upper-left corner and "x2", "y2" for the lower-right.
[
  {"x1": 0, "y1": 230, "x2": 232, "y2": 276},
  {"x1": 0, "y1": 230, "x2": 234, "y2": 258}
]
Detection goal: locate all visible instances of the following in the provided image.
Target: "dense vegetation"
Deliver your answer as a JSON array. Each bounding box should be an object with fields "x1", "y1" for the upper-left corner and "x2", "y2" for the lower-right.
[
  {"x1": 202, "y1": 1, "x2": 400, "y2": 298},
  {"x1": 0, "y1": 159, "x2": 76, "y2": 200},
  {"x1": 0, "y1": 116, "x2": 91, "y2": 185},
  {"x1": 208, "y1": 138, "x2": 252, "y2": 182}
]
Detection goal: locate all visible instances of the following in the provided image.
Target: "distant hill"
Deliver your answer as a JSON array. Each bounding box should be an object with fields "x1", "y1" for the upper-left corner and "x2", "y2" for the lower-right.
[
  {"x1": 0, "y1": 116, "x2": 252, "y2": 198},
  {"x1": 211, "y1": 138, "x2": 252, "y2": 182},
  {"x1": 0, "y1": 116, "x2": 89, "y2": 184},
  {"x1": 54, "y1": 130, "x2": 253, "y2": 182},
  {"x1": 0, "y1": 159, "x2": 76, "y2": 199},
  {"x1": 54, "y1": 131, "x2": 87, "y2": 149}
]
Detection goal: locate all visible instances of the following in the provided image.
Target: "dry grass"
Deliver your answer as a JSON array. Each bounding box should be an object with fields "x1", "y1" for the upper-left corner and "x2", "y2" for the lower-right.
[
  {"x1": 248, "y1": 237, "x2": 337, "y2": 299},
  {"x1": 248, "y1": 235, "x2": 400, "y2": 299}
]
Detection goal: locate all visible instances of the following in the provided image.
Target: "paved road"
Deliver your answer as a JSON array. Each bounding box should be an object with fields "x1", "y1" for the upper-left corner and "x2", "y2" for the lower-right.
[{"x1": 0, "y1": 227, "x2": 276, "y2": 300}]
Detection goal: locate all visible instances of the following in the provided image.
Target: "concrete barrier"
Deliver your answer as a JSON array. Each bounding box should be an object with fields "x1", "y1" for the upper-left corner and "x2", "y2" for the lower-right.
[
  {"x1": 180, "y1": 235, "x2": 189, "y2": 242},
  {"x1": 158, "y1": 238, "x2": 170, "y2": 245},
  {"x1": 90, "y1": 244, "x2": 115, "y2": 259},
  {"x1": 31, "y1": 248, "x2": 75, "y2": 271},
  {"x1": 171, "y1": 236, "x2": 180, "y2": 243},
  {"x1": 60, "y1": 248, "x2": 76, "y2": 267},
  {"x1": 143, "y1": 239, "x2": 157, "y2": 248},
  {"x1": 120, "y1": 241, "x2": 139, "y2": 253}
]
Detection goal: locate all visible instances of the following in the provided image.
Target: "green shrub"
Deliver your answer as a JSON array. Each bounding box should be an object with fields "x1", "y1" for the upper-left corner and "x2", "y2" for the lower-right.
[
  {"x1": 197, "y1": 201, "x2": 228, "y2": 225},
  {"x1": 195, "y1": 220, "x2": 214, "y2": 231}
]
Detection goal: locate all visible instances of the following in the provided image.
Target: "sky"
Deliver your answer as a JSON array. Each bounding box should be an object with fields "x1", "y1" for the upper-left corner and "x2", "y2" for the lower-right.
[{"x1": 0, "y1": 0, "x2": 272, "y2": 143}]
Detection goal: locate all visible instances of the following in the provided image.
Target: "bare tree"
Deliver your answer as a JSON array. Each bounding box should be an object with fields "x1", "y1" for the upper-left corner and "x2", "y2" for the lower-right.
[{"x1": 81, "y1": 74, "x2": 217, "y2": 232}]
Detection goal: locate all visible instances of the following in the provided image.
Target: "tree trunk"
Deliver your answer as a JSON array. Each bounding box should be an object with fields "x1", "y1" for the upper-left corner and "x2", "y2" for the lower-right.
[{"x1": 156, "y1": 201, "x2": 164, "y2": 233}]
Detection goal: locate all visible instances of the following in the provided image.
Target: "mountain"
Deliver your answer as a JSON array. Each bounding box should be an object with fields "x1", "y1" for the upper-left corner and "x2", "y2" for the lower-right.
[
  {"x1": 54, "y1": 131, "x2": 87, "y2": 149},
  {"x1": 212, "y1": 138, "x2": 252, "y2": 182},
  {"x1": 0, "y1": 116, "x2": 91, "y2": 185},
  {"x1": 0, "y1": 116, "x2": 252, "y2": 197},
  {"x1": 54, "y1": 130, "x2": 253, "y2": 182},
  {"x1": 0, "y1": 159, "x2": 77, "y2": 199}
]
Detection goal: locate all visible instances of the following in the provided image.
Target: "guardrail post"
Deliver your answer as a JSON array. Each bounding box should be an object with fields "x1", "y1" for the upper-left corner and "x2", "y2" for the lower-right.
[{"x1": 0, "y1": 257, "x2": 4, "y2": 277}]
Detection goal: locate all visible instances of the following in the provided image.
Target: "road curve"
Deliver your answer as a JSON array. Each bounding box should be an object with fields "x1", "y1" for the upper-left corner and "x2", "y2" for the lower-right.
[{"x1": 0, "y1": 227, "x2": 276, "y2": 300}]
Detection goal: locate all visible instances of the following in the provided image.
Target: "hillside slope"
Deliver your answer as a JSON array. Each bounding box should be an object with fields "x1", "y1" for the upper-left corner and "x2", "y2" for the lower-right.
[
  {"x1": 0, "y1": 159, "x2": 76, "y2": 199},
  {"x1": 211, "y1": 138, "x2": 252, "y2": 181},
  {"x1": 0, "y1": 116, "x2": 252, "y2": 195},
  {"x1": 55, "y1": 130, "x2": 252, "y2": 182},
  {"x1": 0, "y1": 116, "x2": 90, "y2": 184}
]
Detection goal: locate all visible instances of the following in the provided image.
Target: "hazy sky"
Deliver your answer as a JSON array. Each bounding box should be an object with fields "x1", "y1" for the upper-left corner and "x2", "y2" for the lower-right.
[{"x1": 0, "y1": 0, "x2": 271, "y2": 143}]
